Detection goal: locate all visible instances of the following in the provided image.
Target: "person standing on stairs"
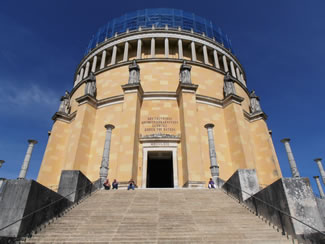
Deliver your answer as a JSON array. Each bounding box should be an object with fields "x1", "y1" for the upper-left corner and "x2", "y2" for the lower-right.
[
  {"x1": 208, "y1": 178, "x2": 216, "y2": 189},
  {"x1": 103, "y1": 178, "x2": 111, "y2": 190}
]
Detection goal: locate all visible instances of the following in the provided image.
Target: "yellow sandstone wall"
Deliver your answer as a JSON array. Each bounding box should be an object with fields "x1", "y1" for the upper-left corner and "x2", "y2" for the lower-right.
[
  {"x1": 37, "y1": 61, "x2": 282, "y2": 188},
  {"x1": 38, "y1": 120, "x2": 71, "y2": 187}
]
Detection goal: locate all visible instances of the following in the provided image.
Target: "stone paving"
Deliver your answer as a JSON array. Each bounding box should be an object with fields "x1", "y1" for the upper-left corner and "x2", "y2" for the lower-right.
[{"x1": 24, "y1": 189, "x2": 294, "y2": 243}]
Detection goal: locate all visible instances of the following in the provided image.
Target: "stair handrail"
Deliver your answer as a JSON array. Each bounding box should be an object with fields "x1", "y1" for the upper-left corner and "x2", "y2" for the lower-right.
[
  {"x1": 219, "y1": 177, "x2": 325, "y2": 238},
  {"x1": 0, "y1": 179, "x2": 99, "y2": 235}
]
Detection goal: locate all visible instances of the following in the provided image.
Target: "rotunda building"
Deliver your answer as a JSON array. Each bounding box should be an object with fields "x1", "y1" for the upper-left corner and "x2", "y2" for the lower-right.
[{"x1": 37, "y1": 9, "x2": 282, "y2": 188}]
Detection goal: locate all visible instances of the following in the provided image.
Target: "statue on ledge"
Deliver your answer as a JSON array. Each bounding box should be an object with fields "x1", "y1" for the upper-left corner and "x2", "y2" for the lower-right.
[
  {"x1": 179, "y1": 61, "x2": 192, "y2": 84},
  {"x1": 85, "y1": 72, "x2": 96, "y2": 97},
  {"x1": 250, "y1": 90, "x2": 262, "y2": 114},
  {"x1": 128, "y1": 60, "x2": 140, "y2": 84},
  {"x1": 223, "y1": 71, "x2": 236, "y2": 97},
  {"x1": 58, "y1": 91, "x2": 70, "y2": 114}
]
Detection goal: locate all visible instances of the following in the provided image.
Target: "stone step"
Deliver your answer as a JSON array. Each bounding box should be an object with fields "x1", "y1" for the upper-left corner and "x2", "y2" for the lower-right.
[{"x1": 23, "y1": 189, "x2": 293, "y2": 243}]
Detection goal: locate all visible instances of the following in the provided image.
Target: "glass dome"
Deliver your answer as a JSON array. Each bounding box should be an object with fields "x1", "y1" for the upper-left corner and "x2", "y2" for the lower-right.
[{"x1": 85, "y1": 8, "x2": 234, "y2": 56}]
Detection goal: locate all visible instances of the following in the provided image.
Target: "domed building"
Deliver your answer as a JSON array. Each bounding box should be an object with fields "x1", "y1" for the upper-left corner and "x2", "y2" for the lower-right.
[{"x1": 37, "y1": 9, "x2": 282, "y2": 189}]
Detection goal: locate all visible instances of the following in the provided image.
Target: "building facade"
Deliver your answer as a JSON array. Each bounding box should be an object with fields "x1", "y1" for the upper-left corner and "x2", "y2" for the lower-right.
[{"x1": 37, "y1": 9, "x2": 282, "y2": 188}]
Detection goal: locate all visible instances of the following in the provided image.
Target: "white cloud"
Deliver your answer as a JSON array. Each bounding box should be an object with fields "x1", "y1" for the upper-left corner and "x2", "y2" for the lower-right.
[{"x1": 0, "y1": 82, "x2": 60, "y2": 110}]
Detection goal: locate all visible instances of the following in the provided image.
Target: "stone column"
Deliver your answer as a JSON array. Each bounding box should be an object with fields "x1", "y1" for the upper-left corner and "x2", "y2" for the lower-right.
[
  {"x1": 280, "y1": 138, "x2": 300, "y2": 177},
  {"x1": 79, "y1": 68, "x2": 84, "y2": 82},
  {"x1": 151, "y1": 38, "x2": 155, "y2": 58},
  {"x1": 91, "y1": 55, "x2": 97, "y2": 73},
  {"x1": 165, "y1": 38, "x2": 169, "y2": 58},
  {"x1": 222, "y1": 55, "x2": 228, "y2": 72},
  {"x1": 100, "y1": 50, "x2": 107, "y2": 69},
  {"x1": 111, "y1": 45, "x2": 117, "y2": 65},
  {"x1": 213, "y1": 50, "x2": 220, "y2": 69},
  {"x1": 99, "y1": 124, "x2": 115, "y2": 186},
  {"x1": 241, "y1": 73, "x2": 247, "y2": 86},
  {"x1": 18, "y1": 140, "x2": 38, "y2": 179},
  {"x1": 204, "y1": 124, "x2": 219, "y2": 185},
  {"x1": 178, "y1": 39, "x2": 183, "y2": 59},
  {"x1": 203, "y1": 45, "x2": 208, "y2": 64},
  {"x1": 123, "y1": 42, "x2": 129, "y2": 62},
  {"x1": 137, "y1": 39, "x2": 142, "y2": 59},
  {"x1": 230, "y1": 61, "x2": 237, "y2": 78},
  {"x1": 314, "y1": 158, "x2": 325, "y2": 185},
  {"x1": 74, "y1": 74, "x2": 80, "y2": 86},
  {"x1": 236, "y1": 67, "x2": 241, "y2": 80},
  {"x1": 84, "y1": 61, "x2": 90, "y2": 78},
  {"x1": 313, "y1": 176, "x2": 325, "y2": 198},
  {"x1": 191, "y1": 41, "x2": 197, "y2": 61}
]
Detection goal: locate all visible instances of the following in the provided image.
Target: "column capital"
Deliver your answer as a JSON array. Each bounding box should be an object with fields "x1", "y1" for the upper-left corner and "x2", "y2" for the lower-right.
[
  {"x1": 280, "y1": 138, "x2": 291, "y2": 143},
  {"x1": 204, "y1": 123, "x2": 215, "y2": 129},
  {"x1": 313, "y1": 176, "x2": 320, "y2": 179},
  {"x1": 314, "y1": 158, "x2": 322, "y2": 162},
  {"x1": 28, "y1": 139, "x2": 38, "y2": 145},
  {"x1": 104, "y1": 124, "x2": 115, "y2": 130}
]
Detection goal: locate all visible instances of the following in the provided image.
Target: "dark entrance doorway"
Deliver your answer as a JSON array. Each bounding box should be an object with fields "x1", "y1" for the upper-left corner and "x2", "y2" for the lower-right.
[{"x1": 147, "y1": 151, "x2": 173, "y2": 188}]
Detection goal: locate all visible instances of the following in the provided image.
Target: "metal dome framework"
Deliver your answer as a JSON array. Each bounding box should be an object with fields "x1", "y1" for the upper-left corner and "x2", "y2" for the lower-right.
[{"x1": 85, "y1": 8, "x2": 234, "y2": 56}]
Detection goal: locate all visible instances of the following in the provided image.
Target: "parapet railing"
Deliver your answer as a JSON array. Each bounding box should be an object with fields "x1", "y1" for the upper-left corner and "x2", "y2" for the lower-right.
[
  {"x1": 219, "y1": 178, "x2": 325, "y2": 241},
  {"x1": 0, "y1": 180, "x2": 100, "y2": 242}
]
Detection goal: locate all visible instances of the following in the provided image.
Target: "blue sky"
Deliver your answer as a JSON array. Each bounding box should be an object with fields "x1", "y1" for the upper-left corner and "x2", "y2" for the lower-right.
[{"x1": 0, "y1": 0, "x2": 324, "y2": 193}]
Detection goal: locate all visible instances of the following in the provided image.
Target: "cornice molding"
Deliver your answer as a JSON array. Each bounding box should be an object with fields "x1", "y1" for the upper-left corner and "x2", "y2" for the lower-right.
[
  {"x1": 52, "y1": 111, "x2": 77, "y2": 123},
  {"x1": 243, "y1": 110, "x2": 268, "y2": 122},
  {"x1": 76, "y1": 94, "x2": 97, "y2": 108},
  {"x1": 139, "y1": 133, "x2": 181, "y2": 143},
  {"x1": 121, "y1": 83, "x2": 144, "y2": 97},
  {"x1": 196, "y1": 94, "x2": 223, "y2": 107},
  {"x1": 223, "y1": 94, "x2": 245, "y2": 108},
  {"x1": 176, "y1": 83, "x2": 199, "y2": 96}
]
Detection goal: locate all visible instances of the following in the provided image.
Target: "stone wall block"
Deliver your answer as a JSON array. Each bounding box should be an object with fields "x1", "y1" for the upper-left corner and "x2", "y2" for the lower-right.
[
  {"x1": 244, "y1": 177, "x2": 324, "y2": 240},
  {"x1": 57, "y1": 170, "x2": 93, "y2": 203},
  {"x1": 0, "y1": 179, "x2": 71, "y2": 238},
  {"x1": 222, "y1": 169, "x2": 259, "y2": 201}
]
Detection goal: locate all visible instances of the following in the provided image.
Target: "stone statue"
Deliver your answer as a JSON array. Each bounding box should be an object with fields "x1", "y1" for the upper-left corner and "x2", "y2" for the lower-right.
[
  {"x1": 179, "y1": 61, "x2": 192, "y2": 84},
  {"x1": 85, "y1": 72, "x2": 96, "y2": 97},
  {"x1": 250, "y1": 90, "x2": 262, "y2": 114},
  {"x1": 58, "y1": 91, "x2": 70, "y2": 114},
  {"x1": 223, "y1": 71, "x2": 236, "y2": 97},
  {"x1": 128, "y1": 60, "x2": 140, "y2": 84}
]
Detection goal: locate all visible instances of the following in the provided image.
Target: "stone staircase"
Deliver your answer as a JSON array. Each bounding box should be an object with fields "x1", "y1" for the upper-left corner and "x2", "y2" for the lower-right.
[{"x1": 24, "y1": 189, "x2": 294, "y2": 243}]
